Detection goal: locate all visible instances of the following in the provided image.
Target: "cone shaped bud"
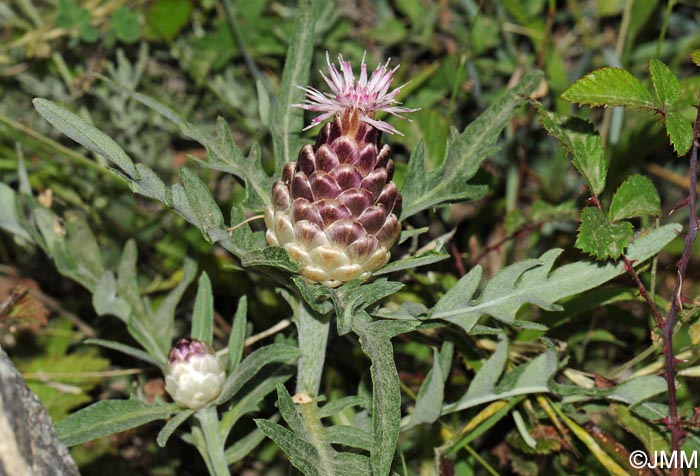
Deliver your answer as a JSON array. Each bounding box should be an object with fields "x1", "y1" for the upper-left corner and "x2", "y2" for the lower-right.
[
  {"x1": 164, "y1": 338, "x2": 225, "y2": 409},
  {"x1": 265, "y1": 114, "x2": 402, "y2": 287}
]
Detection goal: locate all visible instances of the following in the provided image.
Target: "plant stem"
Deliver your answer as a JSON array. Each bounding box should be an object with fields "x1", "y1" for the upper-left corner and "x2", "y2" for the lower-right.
[
  {"x1": 663, "y1": 106, "x2": 700, "y2": 471},
  {"x1": 294, "y1": 298, "x2": 330, "y2": 398},
  {"x1": 195, "y1": 407, "x2": 231, "y2": 476}
]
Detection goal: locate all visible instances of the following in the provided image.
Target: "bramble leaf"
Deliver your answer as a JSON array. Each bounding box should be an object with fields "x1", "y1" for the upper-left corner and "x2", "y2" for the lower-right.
[
  {"x1": 576, "y1": 207, "x2": 633, "y2": 260},
  {"x1": 561, "y1": 68, "x2": 655, "y2": 109},
  {"x1": 665, "y1": 111, "x2": 693, "y2": 156},
  {"x1": 609, "y1": 175, "x2": 660, "y2": 222},
  {"x1": 649, "y1": 59, "x2": 680, "y2": 107},
  {"x1": 539, "y1": 109, "x2": 607, "y2": 195}
]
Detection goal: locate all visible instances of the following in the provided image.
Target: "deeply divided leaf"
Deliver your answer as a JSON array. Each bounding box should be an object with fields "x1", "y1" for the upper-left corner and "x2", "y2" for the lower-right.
[
  {"x1": 400, "y1": 71, "x2": 544, "y2": 219},
  {"x1": 430, "y1": 225, "x2": 679, "y2": 333}
]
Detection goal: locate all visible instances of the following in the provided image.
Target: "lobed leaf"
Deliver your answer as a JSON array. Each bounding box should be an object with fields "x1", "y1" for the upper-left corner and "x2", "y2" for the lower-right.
[
  {"x1": 561, "y1": 68, "x2": 655, "y2": 109},
  {"x1": 430, "y1": 224, "x2": 680, "y2": 333},
  {"x1": 400, "y1": 71, "x2": 544, "y2": 219}
]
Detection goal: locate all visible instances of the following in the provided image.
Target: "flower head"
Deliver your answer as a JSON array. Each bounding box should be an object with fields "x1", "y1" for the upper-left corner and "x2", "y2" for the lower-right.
[
  {"x1": 292, "y1": 52, "x2": 418, "y2": 135},
  {"x1": 164, "y1": 338, "x2": 225, "y2": 409}
]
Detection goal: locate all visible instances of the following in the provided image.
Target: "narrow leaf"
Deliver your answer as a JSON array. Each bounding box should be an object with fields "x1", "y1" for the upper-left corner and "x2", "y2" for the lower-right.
[
  {"x1": 216, "y1": 344, "x2": 301, "y2": 404},
  {"x1": 271, "y1": 0, "x2": 319, "y2": 172},
  {"x1": 57, "y1": 399, "x2": 178, "y2": 446},
  {"x1": 255, "y1": 420, "x2": 321, "y2": 476},
  {"x1": 157, "y1": 409, "x2": 194, "y2": 447},
  {"x1": 180, "y1": 167, "x2": 225, "y2": 243},
  {"x1": 561, "y1": 68, "x2": 655, "y2": 109},
  {"x1": 353, "y1": 316, "x2": 418, "y2": 476},
  {"x1": 430, "y1": 224, "x2": 680, "y2": 333},
  {"x1": 33, "y1": 98, "x2": 139, "y2": 179},
  {"x1": 84, "y1": 338, "x2": 161, "y2": 367},
  {"x1": 191, "y1": 272, "x2": 214, "y2": 345},
  {"x1": 228, "y1": 295, "x2": 247, "y2": 371}
]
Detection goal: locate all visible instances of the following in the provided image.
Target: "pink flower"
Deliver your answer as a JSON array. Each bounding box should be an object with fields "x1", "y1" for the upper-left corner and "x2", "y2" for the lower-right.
[{"x1": 292, "y1": 52, "x2": 418, "y2": 135}]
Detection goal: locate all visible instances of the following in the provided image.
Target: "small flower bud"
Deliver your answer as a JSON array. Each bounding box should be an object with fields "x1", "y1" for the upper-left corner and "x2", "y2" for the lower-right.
[{"x1": 164, "y1": 338, "x2": 225, "y2": 409}]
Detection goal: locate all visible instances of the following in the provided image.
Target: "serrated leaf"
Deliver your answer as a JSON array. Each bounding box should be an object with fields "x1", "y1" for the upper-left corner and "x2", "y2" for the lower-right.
[
  {"x1": 271, "y1": 0, "x2": 319, "y2": 173},
  {"x1": 692, "y1": 49, "x2": 700, "y2": 67},
  {"x1": 609, "y1": 175, "x2": 660, "y2": 222},
  {"x1": 576, "y1": 207, "x2": 633, "y2": 260},
  {"x1": 430, "y1": 224, "x2": 680, "y2": 333},
  {"x1": 56, "y1": 399, "x2": 179, "y2": 446},
  {"x1": 33, "y1": 99, "x2": 139, "y2": 179},
  {"x1": 352, "y1": 315, "x2": 418, "y2": 476},
  {"x1": 665, "y1": 111, "x2": 693, "y2": 156},
  {"x1": 191, "y1": 272, "x2": 214, "y2": 345},
  {"x1": 400, "y1": 71, "x2": 544, "y2": 219},
  {"x1": 216, "y1": 344, "x2": 301, "y2": 404},
  {"x1": 561, "y1": 68, "x2": 655, "y2": 109},
  {"x1": 538, "y1": 109, "x2": 607, "y2": 195},
  {"x1": 649, "y1": 59, "x2": 680, "y2": 107}
]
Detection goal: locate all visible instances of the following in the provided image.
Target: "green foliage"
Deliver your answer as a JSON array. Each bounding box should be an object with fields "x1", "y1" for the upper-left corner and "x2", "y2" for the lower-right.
[
  {"x1": 400, "y1": 71, "x2": 544, "y2": 219},
  {"x1": 5, "y1": 3, "x2": 700, "y2": 476},
  {"x1": 57, "y1": 398, "x2": 179, "y2": 447},
  {"x1": 561, "y1": 68, "x2": 655, "y2": 110},
  {"x1": 609, "y1": 175, "x2": 661, "y2": 222},
  {"x1": 576, "y1": 207, "x2": 634, "y2": 260}
]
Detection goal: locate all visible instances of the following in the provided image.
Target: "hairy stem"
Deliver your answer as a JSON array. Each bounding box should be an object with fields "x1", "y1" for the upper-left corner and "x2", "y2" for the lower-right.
[
  {"x1": 294, "y1": 299, "x2": 330, "y2": 398},
  {"x1": 663, "y1": 106, "x2": 700, "y2": 468},
  {"x1": 196, "y1": 406, "x2": 231, "y2": 476}
]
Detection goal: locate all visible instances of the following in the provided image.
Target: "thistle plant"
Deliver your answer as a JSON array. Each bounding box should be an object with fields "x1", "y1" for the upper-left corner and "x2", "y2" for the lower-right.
[
  {"x1": 265, "y1": 53, "x2": 416, "y2": 287},
  {"x1": 8, "y1": 2, "x2": 700, "y2": 474}
]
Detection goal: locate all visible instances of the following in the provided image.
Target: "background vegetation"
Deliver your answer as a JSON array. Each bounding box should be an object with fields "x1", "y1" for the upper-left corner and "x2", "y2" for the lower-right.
[{"x1": 1, "y1": 0, "x2": 700, "y2": 475}]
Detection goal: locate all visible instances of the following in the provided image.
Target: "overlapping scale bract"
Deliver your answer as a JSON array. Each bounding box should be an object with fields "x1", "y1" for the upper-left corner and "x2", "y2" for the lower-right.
[{"x1": 265, "y1": 118, "x2": 401, "y2": 287}]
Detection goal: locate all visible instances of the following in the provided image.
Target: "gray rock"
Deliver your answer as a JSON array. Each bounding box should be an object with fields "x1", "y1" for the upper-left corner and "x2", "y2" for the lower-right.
[{"x1": 0, "y1": 345, "x2": 80, "y2": 476}]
